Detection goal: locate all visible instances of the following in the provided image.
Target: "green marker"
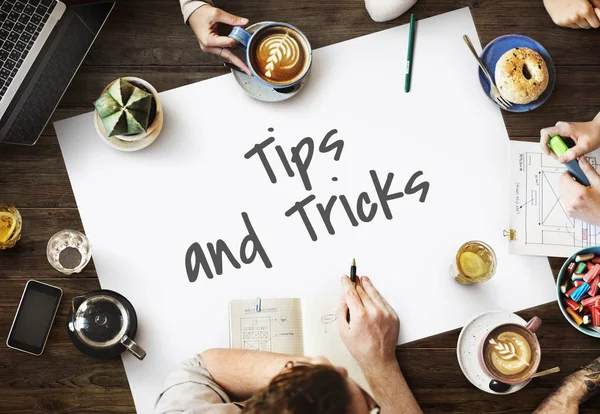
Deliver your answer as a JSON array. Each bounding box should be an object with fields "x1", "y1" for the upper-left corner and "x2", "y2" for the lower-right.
[
  {"x1": 548, "y1": 135, "x2": 590, "y2": 187},
  {"x1": 404, "y1": 14, "x2": 416, "y2": 93}
]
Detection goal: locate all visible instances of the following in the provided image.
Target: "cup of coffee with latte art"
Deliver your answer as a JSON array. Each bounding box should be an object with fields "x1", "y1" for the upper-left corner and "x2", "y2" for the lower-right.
[
  {"x1": 229, "y1": 23, "x2": 312, "y2": 90},
  {"x1": 480, "y1": 317, "x2": 542, "y2": 384}
]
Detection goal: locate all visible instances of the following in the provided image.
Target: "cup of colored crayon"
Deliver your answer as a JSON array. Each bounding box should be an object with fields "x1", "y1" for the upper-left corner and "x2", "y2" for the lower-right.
[{"x1": 557, "y1": 247, "x2": 600, "y2": 338}]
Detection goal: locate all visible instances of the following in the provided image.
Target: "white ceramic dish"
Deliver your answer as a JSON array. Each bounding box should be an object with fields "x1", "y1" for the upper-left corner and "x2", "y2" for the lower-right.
[{"x1": 456, "y1": 310, "x2": 531, "y2": 395}]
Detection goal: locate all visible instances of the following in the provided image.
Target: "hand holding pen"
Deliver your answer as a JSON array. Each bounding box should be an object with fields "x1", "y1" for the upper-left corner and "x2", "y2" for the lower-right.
[{"x1": 337, "y1": 274, "x2": 400, "y2": 371}]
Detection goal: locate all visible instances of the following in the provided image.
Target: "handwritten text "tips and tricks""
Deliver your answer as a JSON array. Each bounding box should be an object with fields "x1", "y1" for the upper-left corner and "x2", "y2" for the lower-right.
[{"x1": 185, "y1": 128, "x2": 430, "y2": 282}]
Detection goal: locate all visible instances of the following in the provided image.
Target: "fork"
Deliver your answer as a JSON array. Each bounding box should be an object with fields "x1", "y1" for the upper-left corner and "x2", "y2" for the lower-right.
[{"x1": 463, "y1": 35, "x2": 513, "y2": 110}]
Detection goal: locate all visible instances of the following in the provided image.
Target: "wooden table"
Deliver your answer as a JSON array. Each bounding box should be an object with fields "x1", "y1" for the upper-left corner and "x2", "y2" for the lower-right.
[{"x1": 1, "y1": 0, "x2": 599, "y2": 412}]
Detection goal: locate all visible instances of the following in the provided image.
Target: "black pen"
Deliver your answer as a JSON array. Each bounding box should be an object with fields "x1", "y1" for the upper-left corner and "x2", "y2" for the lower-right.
[{"x1": 347, "y1": 258, "x2": 356, "y2": 323}]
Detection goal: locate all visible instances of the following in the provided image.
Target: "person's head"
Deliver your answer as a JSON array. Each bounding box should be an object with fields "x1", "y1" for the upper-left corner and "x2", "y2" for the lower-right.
[{"x1": 242, "y1": 357, "x2": 379, "y2": 414}]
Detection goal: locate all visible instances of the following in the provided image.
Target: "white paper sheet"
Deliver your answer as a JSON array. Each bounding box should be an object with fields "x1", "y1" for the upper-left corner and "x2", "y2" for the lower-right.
[
  {"x1": 509, "y1": 140, "x2": 600, "y2": 257},
  {"x1": 54, "y1": 8, "x2": 556, "y2": 413}
]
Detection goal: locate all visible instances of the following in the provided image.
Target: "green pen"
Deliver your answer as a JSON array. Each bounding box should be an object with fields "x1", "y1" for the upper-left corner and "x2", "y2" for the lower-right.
[{"x1": 404, "y1": 14, "x2": 416, "y2": 93}]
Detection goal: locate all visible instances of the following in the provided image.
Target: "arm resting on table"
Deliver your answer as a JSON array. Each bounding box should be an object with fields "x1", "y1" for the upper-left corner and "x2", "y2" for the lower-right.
[{"x1": 534, "y1": 356, "x2": 600, "y2": 414}]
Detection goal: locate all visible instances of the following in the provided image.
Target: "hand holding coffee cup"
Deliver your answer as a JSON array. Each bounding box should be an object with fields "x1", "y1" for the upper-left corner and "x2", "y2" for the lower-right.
[
  {"x1": 229, "y1": 22, "x2": 312, "y2": 91},
  {"x1": 480, "y1": 317, "x2": 542, "y2": 384},
  {"x1": 188, "y1": 5, "x2": 252, "y2": 75}
]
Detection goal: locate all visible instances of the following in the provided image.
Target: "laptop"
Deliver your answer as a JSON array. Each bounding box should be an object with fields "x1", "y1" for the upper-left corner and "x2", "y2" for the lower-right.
[{"x1": 0, "y1": 0, "x2": 115, "y2": 146}]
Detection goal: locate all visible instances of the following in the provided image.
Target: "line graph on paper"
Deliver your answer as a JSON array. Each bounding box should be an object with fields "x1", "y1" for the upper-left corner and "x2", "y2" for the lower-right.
[{"x1": 510, "y1": 141, "x2": 600, "y2": 257}]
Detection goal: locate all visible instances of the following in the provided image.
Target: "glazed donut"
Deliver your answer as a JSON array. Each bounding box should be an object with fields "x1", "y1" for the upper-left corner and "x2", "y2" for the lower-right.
[{"x1": 494, "y1": 48, "x2": 549, "y2": 105}]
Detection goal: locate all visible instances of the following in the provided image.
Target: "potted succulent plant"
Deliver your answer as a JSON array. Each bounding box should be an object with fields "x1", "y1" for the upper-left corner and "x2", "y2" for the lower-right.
[{"x1": 93, "y1": 77, "x2": 163, "y2": 151}]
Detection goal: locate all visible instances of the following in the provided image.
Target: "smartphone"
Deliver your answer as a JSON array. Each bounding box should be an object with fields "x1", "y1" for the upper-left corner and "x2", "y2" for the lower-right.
[{"x1": 7, "y1": 280, "x2": 63, "y2": 356}]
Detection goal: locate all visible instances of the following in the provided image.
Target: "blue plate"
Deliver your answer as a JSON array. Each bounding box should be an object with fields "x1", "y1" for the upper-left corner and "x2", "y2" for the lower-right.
[{"x1": 478, "y1": 34, "x2": 555, "y2": 112}]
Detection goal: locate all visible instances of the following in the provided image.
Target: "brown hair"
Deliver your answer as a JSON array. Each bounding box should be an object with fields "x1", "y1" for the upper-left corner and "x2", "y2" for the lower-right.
[{"x1": 242, "y1": 364, "x2": 351, "y2": 414}]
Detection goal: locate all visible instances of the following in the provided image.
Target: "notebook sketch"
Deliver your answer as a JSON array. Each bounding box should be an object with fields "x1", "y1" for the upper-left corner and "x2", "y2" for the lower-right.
[
  {"x1": 229, "y1": 297, "x2": 371, "y2": 395},
  {"x1": 230, "y1": 298, "x2": 304, "y2": 356},
  {"x1": 241, "y1": 317, "x2": 272, "y2": 351},
  {"x1": 509, "y1": 140, "x2": 600, "y2": 257}
]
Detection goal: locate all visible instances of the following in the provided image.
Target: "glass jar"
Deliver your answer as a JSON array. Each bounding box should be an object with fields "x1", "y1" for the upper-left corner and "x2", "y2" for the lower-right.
[
  {"x1": 453, "y1": 240, "x2": 497, "y2": 284},
  {"x1": 47, "y1": 229, "x2": 92, "y2": 275},
  {"x1": 0, "y1": 204, "x2": 22, "y2": 249}
]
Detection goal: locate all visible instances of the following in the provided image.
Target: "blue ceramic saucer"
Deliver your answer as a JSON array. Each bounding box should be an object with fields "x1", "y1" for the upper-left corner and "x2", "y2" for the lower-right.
[{"x1": 478, "y1": 34, "x2": 555, "y2": 113}]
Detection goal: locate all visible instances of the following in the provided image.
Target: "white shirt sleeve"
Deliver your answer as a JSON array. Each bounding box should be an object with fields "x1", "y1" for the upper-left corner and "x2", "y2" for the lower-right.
[{"x1": 180, "y1": 0, "x2": 212, "y2": 23}]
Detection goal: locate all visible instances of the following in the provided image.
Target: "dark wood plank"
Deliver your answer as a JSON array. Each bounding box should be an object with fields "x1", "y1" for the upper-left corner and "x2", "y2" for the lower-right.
[{"x1": 0, "y1": 390, "x2": 135, "y2": 414}]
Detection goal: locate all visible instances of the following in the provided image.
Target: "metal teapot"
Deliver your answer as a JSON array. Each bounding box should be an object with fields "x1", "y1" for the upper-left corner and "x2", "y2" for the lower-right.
[{"x1": 68, "y1": 290, "x2": 146, "y2": 360}]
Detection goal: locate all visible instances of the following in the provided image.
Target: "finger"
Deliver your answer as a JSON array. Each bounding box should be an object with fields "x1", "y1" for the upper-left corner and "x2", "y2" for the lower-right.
[
  {"x1": 362, "y1": 276, "x2": 398, "y2": 319},
  {"x1": 205, "y1": 35, "x2": 238, "y2": 49},
  {"x1": 356, "y1": 282, "x2": 376, "y2": 311},
  {"x1": 540, "y1": 121, "x2": 573, "y2": 151},
  {"x1": 585, "y1": 9, "x2": 600, "y2": 28},
  {"x1": 337, "y1": 295, "x2": 349, "y2": 331},
  {"x1": 214, "y1": 9, "x2": 249, "y2": 27},
  {"x1": 560, "y1": 170, "x2": 579, "y2": 195},
  {"x1": 206, "y1": 47, "x2": 251, "y2": 75},
  {"x1": 540, "y1": 127, "x2": 559, "y2": 158},
  {"x1": 341, "y1": 275, "x2": 364, "y2": 312},
  {"x1": 596, "y1": 8, "x2": 600, "y2": 21},
  {"x1": 360, "y1": 276, "x2": 389, "y2": 311},
  {"x1": 578, "y1": 156, "x2": 600, "y2": 187},
  {"x1": 218, "y1": 48, "x2": 252, "y2": 76},
  {"x1": 592, "y1": 0, "x2": 600, "y2": 9},
  {"x1": 567, "y1": 22, "x2": 582, "y2": 29},
  {"x1": 561, "y1": 139, "x2": 592, "y2": 164},
  {"x1": 577, "y1": 17, "x2": 592, "y2": 29}
]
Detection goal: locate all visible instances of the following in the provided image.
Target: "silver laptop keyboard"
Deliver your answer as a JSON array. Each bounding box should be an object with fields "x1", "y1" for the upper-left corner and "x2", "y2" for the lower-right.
[{"x1": 0, "y1": 0, "x2": 56, "y2": 99}]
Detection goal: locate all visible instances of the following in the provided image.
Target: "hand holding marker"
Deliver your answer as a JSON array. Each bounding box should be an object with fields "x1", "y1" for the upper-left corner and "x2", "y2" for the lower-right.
[{"x1": 548, "y1": 135, "x2": 590, "y2": 187}]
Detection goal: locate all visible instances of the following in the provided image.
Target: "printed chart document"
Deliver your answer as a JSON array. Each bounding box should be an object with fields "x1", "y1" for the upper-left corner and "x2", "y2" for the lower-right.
[
  {"x1": 509, "y1": 140, "x2": 600, "y2": 257},
  {"x1": 229, "y1": 297, "x2": 371, "y2": 394},
  {"x1": 54, "y1": 9, "x2": 556, "y2": 412}
]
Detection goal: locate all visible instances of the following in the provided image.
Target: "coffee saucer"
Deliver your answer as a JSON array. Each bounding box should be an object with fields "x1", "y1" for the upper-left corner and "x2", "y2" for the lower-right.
[
  {"x1": 230, "y1": 22, "x2": 306, "y2": 103},
  {"x1": 457, "y1": 310, "x2": 531, "y2": 395}
]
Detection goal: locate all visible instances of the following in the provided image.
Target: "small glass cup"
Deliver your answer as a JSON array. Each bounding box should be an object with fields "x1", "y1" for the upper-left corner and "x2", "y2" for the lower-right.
[
  {"x1": 47, "y1": 229, "x2": 92, "y2": 275},
  {"x1": 453, "y1": 240, "x2": 497, "y2": 284},
  {"x1": 0, "y1": 204, "x2": 22, "y2": 250}
]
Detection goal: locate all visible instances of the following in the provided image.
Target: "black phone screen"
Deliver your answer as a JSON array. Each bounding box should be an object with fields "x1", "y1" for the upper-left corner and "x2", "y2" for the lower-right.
[{"x1": 7, "y1": 281, "x2": 62, "y2": 355}]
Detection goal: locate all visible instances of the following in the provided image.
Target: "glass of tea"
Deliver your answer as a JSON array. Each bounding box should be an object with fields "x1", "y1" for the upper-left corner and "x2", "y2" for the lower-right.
[
  {"x1": 0, "y1": 204, "x2": 22, "y2": 249},
  {"x1": 47, "y1": 229, "x2": 92, "y2": 275},
  {"x1": 454, "y1": 240, "x2": 497, "y2": 284}
]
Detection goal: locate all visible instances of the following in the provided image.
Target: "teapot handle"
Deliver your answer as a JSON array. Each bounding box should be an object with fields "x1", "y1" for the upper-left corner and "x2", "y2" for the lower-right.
[{"x1": 121, "y1": 335, "x2": 146, "y2": 360}]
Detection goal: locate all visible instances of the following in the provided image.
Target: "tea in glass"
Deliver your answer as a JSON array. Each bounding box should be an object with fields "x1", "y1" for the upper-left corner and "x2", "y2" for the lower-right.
[
  {"x1": 454, "y1": 240, "x2": 496, "y2": 284},
  {"x1": 0, "y1": 204, "x2": 22, "y2": 249}
]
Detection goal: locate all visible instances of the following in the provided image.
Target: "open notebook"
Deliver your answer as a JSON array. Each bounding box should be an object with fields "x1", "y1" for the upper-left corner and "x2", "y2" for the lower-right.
[{"x1": 229, "y1": 297, "x2": 371, "y2": 395}]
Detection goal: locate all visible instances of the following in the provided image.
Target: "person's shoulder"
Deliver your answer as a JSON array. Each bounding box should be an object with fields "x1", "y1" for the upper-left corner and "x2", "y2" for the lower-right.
[{"x1": 154, "y1": 355, "x2": 241, "y2": 414}]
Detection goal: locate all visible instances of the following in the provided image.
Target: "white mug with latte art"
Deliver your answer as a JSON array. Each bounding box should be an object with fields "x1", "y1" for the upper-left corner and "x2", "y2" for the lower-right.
[{"x1": 229, "y1": 22, "x2": 312, "y2": 90}]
